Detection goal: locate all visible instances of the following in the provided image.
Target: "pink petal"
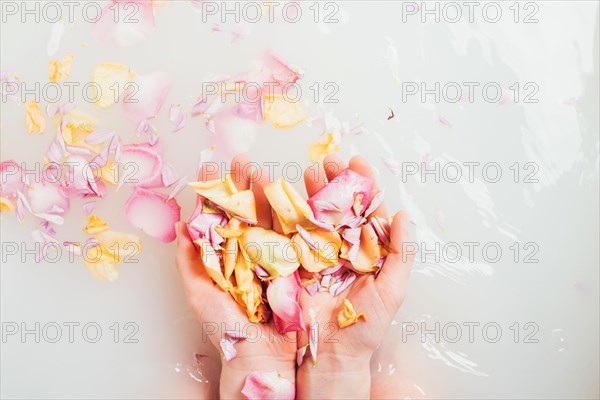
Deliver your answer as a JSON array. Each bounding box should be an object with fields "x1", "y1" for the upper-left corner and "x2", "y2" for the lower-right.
[
  {"x1": 124, "y1": 187, "x2": 181, "y2": 242},
  {"x1": 312, "y1": 200, "x2": 342, "y2": 212},
  {"x1": 63, "y1": 155, "x2": 105, "y2": 198},
  {"x1": 168, "y1": 104, "x2": 186, "y2": 132},
  {"x1": 220, "y1": 330, "x2": 246, "y2": 362},
  {"x1": 308, "y1": 168, "x2": 373, "y2": 226},
  {"x1": 63, "y1": 241, "x2": 82, "y2": 257},
  {"x1": 0, "y1": 161, "x2": 24, "y2": 199},
  {"x1": 161, "y1": 163, "x2": 178, "y2": 187},
  {"x1": 93, "y1": 0, "x2": 156, "y2": 47},
  {"x1": 363, "y1": 190, "x2": 384, "y2": 217},
  {"x1": 296, "y1": 345, "x2": 307, "y2": 366},
  {"x1": 329, "y1": 271, "x2": 357, "y2": 296},
  {"x1": 26, "y1": 179, "x2": 70, "y2": 215},
  {"x1": 119, "y1": 143, "x2": 164, "y2": 188},
  {"x1": 83, "y1": 201, "x2": 96, "y2": 216},
  {"x1": 296, "y1": 224, "x2": 318, "y2": 251},
  {"x1": 255, "y1": 265, "x2": 270, "y2": 279},
  {"x1": 265, "y1": 53, "x2": 303, "y2": 85},
  {"x1": 309, "y1": 318, "x2": 318, "y2": 366},
  {"x1": 437, "y1": 115, "x2": 452, "y2": 128},
  {"x1": 166, "y1": 176, "x2": 189, "y2": 202},
  {"x1": 266, "y1": 272, "x2": 305, "y2": 333},
  {"x1": 85, "y1": 129, "x2": 115, "y2": 145},
  {"x1": 241, "y1": 371, "x2": 295, "y2": 400},
  {"x1": 370, "y1": 217, "x2": 391, "y2": 247},
  {"x1": 305, "y1": 281, "x2": 319, "y2": 296},
  {"x1": 122, "y1": 71, "x2": 173, "y2": 125},
  {"x1": 187, "y1": 202, "x2": 228, "y2": 243},
  {"x1": 207, "y1": 108, "x2": 258, "y2": 161}
]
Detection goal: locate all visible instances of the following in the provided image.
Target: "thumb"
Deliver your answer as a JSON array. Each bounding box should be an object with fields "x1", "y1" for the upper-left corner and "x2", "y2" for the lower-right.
[{"x1": 375, "y1": 211, "x2": 414, "y2": 311}]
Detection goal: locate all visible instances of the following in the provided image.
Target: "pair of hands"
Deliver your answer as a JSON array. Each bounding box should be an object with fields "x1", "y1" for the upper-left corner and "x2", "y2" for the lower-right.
[{"x1": 175, "y1": 154, "x2": 414, "y2": 399}]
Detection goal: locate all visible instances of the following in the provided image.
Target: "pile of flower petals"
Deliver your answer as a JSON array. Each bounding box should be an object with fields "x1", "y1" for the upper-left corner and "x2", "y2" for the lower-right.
[
  {"x1": 1, "y1": 102, "x2": 181, "y2": 280},
  {"x1": 186, "y1": 167, "x2": 390, "y2": 336}
]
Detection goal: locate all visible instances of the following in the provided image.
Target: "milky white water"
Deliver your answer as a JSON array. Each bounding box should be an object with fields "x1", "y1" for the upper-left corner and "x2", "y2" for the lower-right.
[{"x1": 1, "y1": 1, "x2": 598, "y2": 398}]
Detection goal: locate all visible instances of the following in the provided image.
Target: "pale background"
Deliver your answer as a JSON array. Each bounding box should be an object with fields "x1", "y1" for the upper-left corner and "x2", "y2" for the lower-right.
[{"x1": 1, "y1": 1, "x2": 599, "y2": 398}]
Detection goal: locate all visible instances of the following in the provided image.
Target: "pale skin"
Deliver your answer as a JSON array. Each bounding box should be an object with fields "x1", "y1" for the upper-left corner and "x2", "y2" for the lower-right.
[{"x1": 175, "y1": 154, "x2": 416, "y2": 399}]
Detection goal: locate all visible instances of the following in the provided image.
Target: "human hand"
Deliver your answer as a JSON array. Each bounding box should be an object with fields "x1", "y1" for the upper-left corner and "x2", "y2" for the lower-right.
[
  {"x1": 175, "y1": 155, "x2": 297, "y2": 399},
  {"x1": 296, "y1": 155, "x2": 414, "y2": 399}
]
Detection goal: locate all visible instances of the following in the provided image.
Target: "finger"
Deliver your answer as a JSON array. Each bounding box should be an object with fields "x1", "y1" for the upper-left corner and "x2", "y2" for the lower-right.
[
  {"x1": 348, "y1": 155, "x2": 388, "y2": 218},
  {"x1": 175, "y1": 222, "x2": 207, "y2": 282},
  {"x1": 323, "y1": 154, "x2": 345, "y2": 182},
  {"x1": 304, "y1": 164, "x2": 326, "y2": 197},
  {"x1": 375, "y1": 212, "x2": 414, "y2": 311},
  {"x1": 251, "y1": 167, "x2": 273, "y2": 229},
  {"x1": 195, "y1": 160, "x2": 221, "y2": 208},
  {"x1": 231, "y1": 154, "x2": 251, "y2": 191},
  {"x1": 272, "y1": 208, "x2": 284, "y2": 234}
]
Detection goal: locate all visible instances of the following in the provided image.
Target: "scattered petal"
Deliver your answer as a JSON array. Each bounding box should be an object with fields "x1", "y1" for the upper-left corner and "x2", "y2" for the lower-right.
[
  {"x1": 47, "y1": 20, "x2": 65, "y2": 56},
  {"x1": 337, "y1": 298, "x2": 367, "y2": 328},
  {"x1": 25, "y1": 100, "x2": 46, "y2": 134},
  {"x1": 241, "y1": 371, "x2": 295, "y2": 400},
  {"x1": 124, "y1": 187, "x2": 180, "y2": 242},
  {"x1": 93, "y1": 0, "x2": 156, "y2": 47},
  {"x1": 308, "y1": 132, "x2": 340, "y2": 163},
  {"x1": 48, "y1": 53, "x2": 74, "y2": 83},
  {"x1": 91, "y1": 63, "x2": 136, "y2": 108}
]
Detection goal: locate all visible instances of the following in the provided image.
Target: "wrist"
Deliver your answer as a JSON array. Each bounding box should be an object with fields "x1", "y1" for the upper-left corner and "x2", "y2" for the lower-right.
[
  {"x1": 297, "y1": 352, "x2": 372, "y2": 399},
  {"x1": 220, "y1": 355, "x2": 295, "y2": 400}
]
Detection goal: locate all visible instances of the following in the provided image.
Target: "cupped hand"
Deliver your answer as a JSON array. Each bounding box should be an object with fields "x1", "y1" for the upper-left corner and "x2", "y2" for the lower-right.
[
  {"x1": 297, "y1": 154, "x2": 414, "y2": 372},
  {"x1": 174, "y1": 155, "x2": 296, "y2": 398}
]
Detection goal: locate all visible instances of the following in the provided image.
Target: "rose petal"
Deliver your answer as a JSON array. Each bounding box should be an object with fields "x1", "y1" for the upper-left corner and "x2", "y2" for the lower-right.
[
  {"x1": 337, "y1": 298, "x2": 367, "y2": 329},
  {"x1": 25, "y1": 101, "x2": 46, "y2": 134},
  {"x1": 47, "y1": 20, "x2": 65, "y2": 56},
  {"x1": 161, "y1": 163, "x2": 178, "y2": 187},
  {"x1": 363, "y1": 190, "x2": 384, "y2": 217},
  {"x1": 241, "y1": 371, "x2": 295, "y2": 400},
  {"x1": 263, "y1": 178, "x2": 315, "y2": 234},
  {"x1": 296, "y1": 345, "x2": 308, "y2": 366},
  {"x1": 309, "y1": 310, "x2": 318, "y2": 366},
  {"x1": 119, "y1": 142, "x2": 164, "y2": 188},
  {"x1": 93, "y1": 0, "x2": 156, "y2": 47},
  {"x1": 266, "y1": 271, "x2": 305, "y2": 333},
  {"x1": 124, "y1": 187, "x2": 180, "y2": 242},
  {"x1": 239, "y1": 227, "x2": 298, "y2": 279},
  {"x1": 308, "y1": 168, "x2": 373, "y2": 226},
  {"x1": 91, "y1": 63, "x2": 137, "y2": 108},
  {"x1": 122, "y1": 71, "x2": 173, "y2": 125}
]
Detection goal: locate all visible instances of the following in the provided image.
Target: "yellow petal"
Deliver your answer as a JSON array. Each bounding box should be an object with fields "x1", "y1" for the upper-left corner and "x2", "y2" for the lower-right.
[
  {"x1": 91, "y1": 63, "x2": 136, "y2": 108},
  {"x1": 263, "y1": 95, "x2": 306, "y2": 129},
  {"x1": 98, "y1": 161, "x2": 118, "y2": 185},
  {"x1": 189, "y1": 175, "x2": 257, "y2": 223},
  {"x1": 232, "y1": 250, "x2": 265, "y2": 323},
  {"x1": 83, "y1": 245, "x2": 119, "y2": 282},
  {"x1": 0, "y1": 197, "x2": 15, "y2": 212},
  {"x1": 292, "y1": 229, "x2": 341, "y2": 273},
  {"x1": 48, "y1": 53, "x2": 74, "y2": 83},
  {"x1": 238, "y1": 227, "x2": 299, "y2": 279},
  {"x1": 94, "y1": 230, "x2": 142, "y2": 264},
  {"x1": 337, "y1": 298, "x2": 367, "y2": 329},
  {"x1": 222, "y1": 237, "x2": 238, "y2": 280},
  {"x1": 308, "y1": 132, "x2": 340, "y2": 163},
  {"x1": 341, "y1": 224, "x2": 380, "y2": 273},
  {"x1": 56, "y1": 109, "x2": 98, "y2": 150},
  {"x1": 264, "y1": 178, "x2": 315, "y2": 234},
  {"x1": 195, "y1": 237, "x2": 232, "y2": 291},
  {"x1": 25, "y1": 100, "x2": 45, "y2": 134},
  {"x1": 83, "y1": 214, "x2": 109, "y2": 235}
]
